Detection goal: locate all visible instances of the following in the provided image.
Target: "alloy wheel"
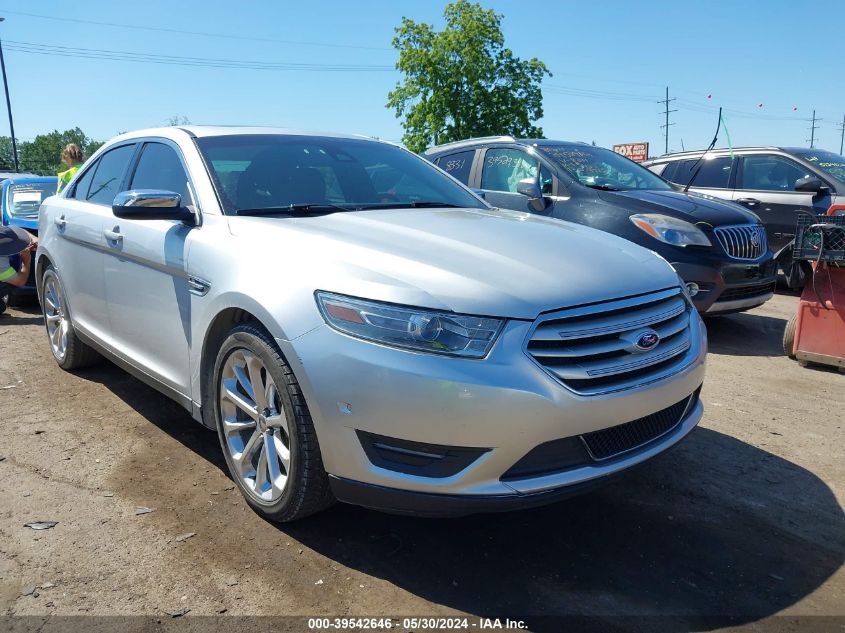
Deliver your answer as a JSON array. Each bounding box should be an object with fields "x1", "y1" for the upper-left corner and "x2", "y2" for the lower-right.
[
  {"x1": 219, "y1": 349, "x2": 292, "y2": 502},
  {"x1": 43, "y1": 275, "x2": 68, "y2": 361}
]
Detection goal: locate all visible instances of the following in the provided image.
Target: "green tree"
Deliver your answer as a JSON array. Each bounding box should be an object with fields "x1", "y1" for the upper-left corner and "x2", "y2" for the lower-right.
[
  {"x1": 387, "y1": 0, "x2": 550, "y2": 153},
  {"x1": 19, "y1": 128, "x2": 104, "y2": 175},
  {"x1": 0, "y1": 136, "x2": 16, "y2": 171}
]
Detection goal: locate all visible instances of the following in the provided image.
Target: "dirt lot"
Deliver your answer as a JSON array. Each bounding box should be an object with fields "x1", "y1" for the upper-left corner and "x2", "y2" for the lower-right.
[{"x1": 0, "y1": 292, "x2": 843, "y2": 631}]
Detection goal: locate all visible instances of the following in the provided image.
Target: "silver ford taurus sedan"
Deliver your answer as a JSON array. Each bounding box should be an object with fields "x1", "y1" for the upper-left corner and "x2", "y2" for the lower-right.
[{"x1": 36, "y1": 126, "x2": 706, "y2": 521}]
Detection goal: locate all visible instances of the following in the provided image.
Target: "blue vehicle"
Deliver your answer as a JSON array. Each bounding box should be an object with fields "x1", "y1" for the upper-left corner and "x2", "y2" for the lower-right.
[{"x1": 1, "y1": 176, "x2": 56, "y2": 307}]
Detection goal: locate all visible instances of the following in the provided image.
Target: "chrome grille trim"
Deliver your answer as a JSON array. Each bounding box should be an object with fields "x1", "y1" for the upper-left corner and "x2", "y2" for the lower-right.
[
  {"x1": 525, "y1": 288, "x2": 695, "y2": 395},
  {"x1": 714, "y1": 224, "x2": 767, "y2": 260}
]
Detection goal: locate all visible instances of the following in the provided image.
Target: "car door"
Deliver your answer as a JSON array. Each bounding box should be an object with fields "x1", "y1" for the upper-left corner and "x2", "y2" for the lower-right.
[
  {"x1": 102, "y1": 139, "x2": 199, "y2": 395},
  {"x1": 477, "y1": 147, "x2": 554, "y2": 213},
  {"x1": 48, "y1": 143, "x2": 136, "y2": 342},
  {"x1": 733, "y1": 154, "x2": 832, "y2": 254}
]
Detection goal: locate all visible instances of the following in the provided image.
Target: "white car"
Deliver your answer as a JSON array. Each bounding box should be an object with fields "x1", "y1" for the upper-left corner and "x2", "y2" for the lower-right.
[{"x1": 36, "y1": 126, "x2": 707, "y2": 521}]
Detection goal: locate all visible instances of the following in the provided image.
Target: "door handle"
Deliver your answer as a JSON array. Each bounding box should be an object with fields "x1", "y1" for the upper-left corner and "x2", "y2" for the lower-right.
[
  {"x1": 103, "y1": 228, "x2": 123, "y2": 243},
  {"x1": 736, "y1": 198, "x2": 761, "y2": 206},
  {"x1": 54, "y1": 215, "x2": 67, "y2": 228}
]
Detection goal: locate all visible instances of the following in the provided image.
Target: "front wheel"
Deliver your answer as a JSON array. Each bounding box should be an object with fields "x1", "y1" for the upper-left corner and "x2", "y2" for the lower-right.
[{"x1": 211, "y1": 323, "x2": 334, "y2": 522}]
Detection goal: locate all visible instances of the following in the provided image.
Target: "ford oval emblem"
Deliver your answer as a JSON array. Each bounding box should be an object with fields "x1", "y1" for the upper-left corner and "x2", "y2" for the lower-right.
[{"x1": 634, "y1": 329, "x2": 660, "y2": 352}]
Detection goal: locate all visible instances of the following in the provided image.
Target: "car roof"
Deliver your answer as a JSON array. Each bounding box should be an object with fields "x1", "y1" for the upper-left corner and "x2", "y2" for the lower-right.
[
  {"x1": 424, "y1": 137, "x2": 591, "y2": 155},
  {"x1": 645, "y1": 146, "x2": 824, "y2": 162},
  {"x1": 108, "y1": 125, "x2": 378, "y2": 144},
  {"x1": 0, "y1": 172, "x2": 42, "y2": 180},
  {"x1": 3, "y1": 175, "x2": 57, "y2": 184}
]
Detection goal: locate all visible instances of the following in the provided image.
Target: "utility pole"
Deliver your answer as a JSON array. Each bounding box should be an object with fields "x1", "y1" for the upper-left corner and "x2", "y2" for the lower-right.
[
  {"x1": 658, "y1": 86, "x2": 677, "y2": 154},
  {"x1": 0, "y1": 17, "x2": 18, "y2": 172},
  {"x1": 838, "y1": 114, "x2": 845, "y2": 155},
  {"x1": 807, "y1": 109, "x2": 821, "y2": 149}
]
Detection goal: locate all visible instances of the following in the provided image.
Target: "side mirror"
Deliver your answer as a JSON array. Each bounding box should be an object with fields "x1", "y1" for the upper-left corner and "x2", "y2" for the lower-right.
[
  {"x1": 112, "y1": 190, "x2": 195, "y2": 223},
  {"x1": 794, "y1": 175, "x2": 829, "y2": 195},
  {"x1": 516, "y1": 177, "x2": 549, "y2": 212}
]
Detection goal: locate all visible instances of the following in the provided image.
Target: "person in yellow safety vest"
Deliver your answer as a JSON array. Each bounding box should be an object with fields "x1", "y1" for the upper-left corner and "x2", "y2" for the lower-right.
[{"x1": 57, "y1": 143, "x2": 84, "y2": 193}]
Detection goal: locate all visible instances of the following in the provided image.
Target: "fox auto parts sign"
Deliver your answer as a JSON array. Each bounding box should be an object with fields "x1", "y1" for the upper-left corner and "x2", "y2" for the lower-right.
[{"x1": 613, "y1": 142, "x2": 649, "y2": 163}]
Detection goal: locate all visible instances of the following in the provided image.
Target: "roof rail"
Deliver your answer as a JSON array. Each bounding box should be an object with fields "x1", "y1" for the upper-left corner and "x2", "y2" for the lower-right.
[
  {"x1": 657, "y1": 146, "x2": 781, "y2": 158},
  {"x1": 423, "y1": 135, "x2": 517, "y2": 154}
]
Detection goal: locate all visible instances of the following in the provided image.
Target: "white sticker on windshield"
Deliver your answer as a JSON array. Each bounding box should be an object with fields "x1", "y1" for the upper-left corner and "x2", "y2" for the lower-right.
[{"x1": 13, "y1": 191, "x2": 42, "y2": 203}]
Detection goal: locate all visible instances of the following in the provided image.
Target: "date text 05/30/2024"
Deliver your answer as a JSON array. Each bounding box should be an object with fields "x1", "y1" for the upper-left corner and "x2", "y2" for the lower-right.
[{"x1": 307, "y1": 617, "x2": 528, "y2": 630}]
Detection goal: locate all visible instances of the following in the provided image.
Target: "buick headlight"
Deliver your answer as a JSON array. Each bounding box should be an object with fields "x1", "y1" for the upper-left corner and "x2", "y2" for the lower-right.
[
  {"x1": 316, "y1": 292, "x2": 504, "y2": 358},
  {"x1": 630, "y1": 214, "x2": 711, "y2": 247}
]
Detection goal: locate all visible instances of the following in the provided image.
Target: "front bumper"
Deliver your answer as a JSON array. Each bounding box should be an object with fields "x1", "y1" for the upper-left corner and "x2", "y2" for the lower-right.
[
  {"x1": 278, "y1": 310, "x2": 707, "y2": 515},
  {"x1": 671, "y1": 253, "x2": 777, "y2": 313}
]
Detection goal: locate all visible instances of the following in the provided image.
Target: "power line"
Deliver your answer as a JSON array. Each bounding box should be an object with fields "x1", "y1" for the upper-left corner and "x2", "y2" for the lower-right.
[
  {"x1": 0, "y1": 8, "x2": 392, "y2": 52},
  {"x1": 658, "y1": 86, "x2": 677, "y2": 154},
  {"x1": 4, "y1": 40, "x2": 394, "y2": 72},
  {"x1": 807, "y1": 109, "x2": 821, "y2": 148}
]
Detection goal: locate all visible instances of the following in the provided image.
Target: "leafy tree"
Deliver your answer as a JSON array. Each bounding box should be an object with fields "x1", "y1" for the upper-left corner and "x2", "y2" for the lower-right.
[
  {"x1": 166, "y1": 115, "x2": 191, "y2": 126},
  {"x1": 0, "y1": 136, "x2": 16, "y2": 171},
  {"x1": 387, "y1": 0, "x2": 550, "y2": 153},
  {"x1": 18, "y1": 128, "x2": 104, "y2": 175}
]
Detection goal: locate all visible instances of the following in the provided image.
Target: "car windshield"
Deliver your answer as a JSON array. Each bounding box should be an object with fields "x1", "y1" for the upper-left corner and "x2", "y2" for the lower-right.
[
  {"x1": 195, "y1": 134, "x2": 484, "y2": 214},
  {"x1": 537, "y1": 144, "x2": 672, "y2": 191},
  {"x1": 7, "y1": 182, "x2": 55, "y2": 219},
  {"x1": 793, "y1": 150, "x2": 845, "y2": 183}
]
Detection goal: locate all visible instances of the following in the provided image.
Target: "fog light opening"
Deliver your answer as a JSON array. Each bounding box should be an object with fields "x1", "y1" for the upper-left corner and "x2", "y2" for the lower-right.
[{"x1": 686, "y1": 282, "x2": 700, "y2": 297}]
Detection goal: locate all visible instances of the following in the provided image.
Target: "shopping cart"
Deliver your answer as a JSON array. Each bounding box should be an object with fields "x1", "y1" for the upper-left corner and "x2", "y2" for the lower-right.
[{"x1": 783, "y1": 205, "x2": 845, "y2": 371}]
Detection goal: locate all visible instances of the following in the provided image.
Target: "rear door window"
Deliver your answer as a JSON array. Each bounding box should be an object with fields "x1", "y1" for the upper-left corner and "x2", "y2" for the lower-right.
[
  {"x1": 670, "y1": 157, "x2": 733, "y2": 189},
  {"x1": 86, "y1": 145, "x2": 135, "y2": 205},
  {"x1": 436, "y1": 150, "x2": 475, "y2": 185},
  {"x1": 69, "y1": 162, "x2": 97, "y2": 200}
]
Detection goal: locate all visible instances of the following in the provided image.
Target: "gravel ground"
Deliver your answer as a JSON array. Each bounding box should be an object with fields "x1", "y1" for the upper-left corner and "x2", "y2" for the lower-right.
[{"x1": 0, "y1": 292, "x2": 843, "y2": 631}]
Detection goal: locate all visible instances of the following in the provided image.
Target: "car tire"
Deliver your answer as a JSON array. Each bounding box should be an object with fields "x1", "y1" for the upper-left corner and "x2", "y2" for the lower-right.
[
  {"x1": 783, "y1": 314, "x2": 797, "y2": 359},
  {"x1": 212, "y1": 322, "x2": 335, "y2": 522},
  {"x1": 41, "y1": 264, "x2": 100, "y2": 370}
]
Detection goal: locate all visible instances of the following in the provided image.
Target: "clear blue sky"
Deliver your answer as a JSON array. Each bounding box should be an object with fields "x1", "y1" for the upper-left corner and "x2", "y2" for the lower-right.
[{"x1": 2, "y1": 0, "x2": 844, "y2": 155}]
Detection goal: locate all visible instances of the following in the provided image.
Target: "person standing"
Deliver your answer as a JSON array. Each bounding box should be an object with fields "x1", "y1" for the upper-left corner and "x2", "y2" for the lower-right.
[{"x1": 56, "y1": 143, "x2": 84, "y2": 193}]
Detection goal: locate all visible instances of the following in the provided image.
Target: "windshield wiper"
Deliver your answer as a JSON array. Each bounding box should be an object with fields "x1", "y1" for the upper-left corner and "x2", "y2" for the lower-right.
[
  {"x1": 584, "y1": 183, "x2": 621, "y2": 191},
  {"x1": 235, "y1": 203, "x2": 351, "y2": 216},
  {"x1": 407, "y1": 201, "x2": 462, "y2": 208},
  {"x1": 350, "y1": 201, "x2": 463, "y2": 210}
]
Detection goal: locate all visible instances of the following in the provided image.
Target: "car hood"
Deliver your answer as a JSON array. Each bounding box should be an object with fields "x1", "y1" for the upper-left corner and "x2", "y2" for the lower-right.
[
  {"x1": 228, "y1": 207, "x2": 679, "y2": 319},
  {"x1": 600, "y1": 189, "x2": 761, "y2": 226}
]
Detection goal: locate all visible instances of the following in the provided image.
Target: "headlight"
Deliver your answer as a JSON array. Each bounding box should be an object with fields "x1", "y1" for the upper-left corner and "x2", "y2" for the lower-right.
[
  {"x1": 316, "y1": 292, "x2": 504, "y2": 358},
  {"x1": 630, "y1": 214, "x2": 711, "y2": 247}
]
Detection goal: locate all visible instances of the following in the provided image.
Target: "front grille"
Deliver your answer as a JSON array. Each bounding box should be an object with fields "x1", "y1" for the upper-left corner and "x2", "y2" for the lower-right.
[
  {"x1": 581, "y1": 390, "x2": 698, "y2": 461},
  {"x1": 526, "y1": 288, "x2": 694, "y2": 395},
  {"x1": 717, "y1": 281, "x2": 776, "y2": 303},
  {"x1": 714, "y1": 224, "x2": 767, "y2": 260}
]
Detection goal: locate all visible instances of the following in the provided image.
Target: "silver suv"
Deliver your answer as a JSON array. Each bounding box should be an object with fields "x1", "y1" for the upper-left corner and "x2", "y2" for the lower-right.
[{"x1": 37, "y1": 127, "x2": 707, "y2": 521}]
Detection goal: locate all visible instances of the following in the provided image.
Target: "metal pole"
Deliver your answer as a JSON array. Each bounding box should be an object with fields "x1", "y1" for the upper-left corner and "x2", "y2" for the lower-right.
[
  {"x1": 840, "y1": 114, "x2": 844, "y2": 155},
  {"x1": 0, "y1": 20, "x2": 19, "y2": 173},
  {"x1": 810, "y1": 110, "x2": 816, "y2": 149},
  {"x1": 664, "y1": 86, "x2": 669, "y2": 154}
]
